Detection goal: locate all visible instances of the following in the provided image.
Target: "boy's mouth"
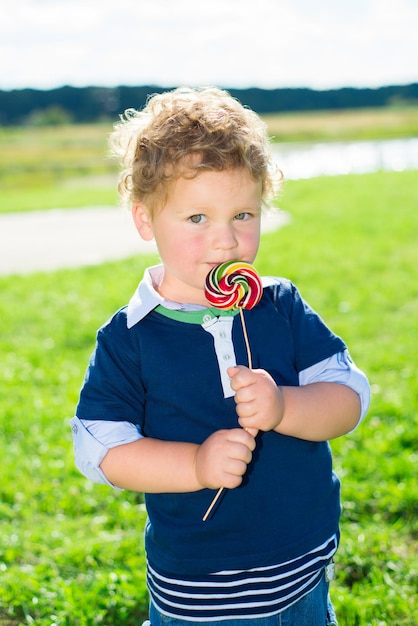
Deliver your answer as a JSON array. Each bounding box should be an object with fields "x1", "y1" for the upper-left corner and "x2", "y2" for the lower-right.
[{"x1": 206, "y1": 259, "x2": 238, "y2": 268}]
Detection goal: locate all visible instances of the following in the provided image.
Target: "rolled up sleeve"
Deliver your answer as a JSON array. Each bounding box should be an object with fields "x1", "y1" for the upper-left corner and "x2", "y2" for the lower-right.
[{"x1": 70, "y1": 416, "x2": 142, "y2": 489}]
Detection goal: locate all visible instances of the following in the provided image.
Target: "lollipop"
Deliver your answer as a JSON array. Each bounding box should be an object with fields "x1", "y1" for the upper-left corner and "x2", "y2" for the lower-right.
[
  {"x1": 205, "y1": 261, "x2": 263, "y2": 311},
  {"x1": 202, "y1": 261, "x2": 262, "y2": 522}
]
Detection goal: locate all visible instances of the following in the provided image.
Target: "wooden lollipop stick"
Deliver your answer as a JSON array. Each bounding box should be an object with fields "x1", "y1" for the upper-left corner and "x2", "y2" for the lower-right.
[
  {"x1": 202, "y1": 308, "x2": 252, "y2": 521},
  {"x1": 202, "y1": 486, "x2": 224, "y2": 521},
  {"x1": 239, "y1": 307, "x2": 252, "y2": 369}
]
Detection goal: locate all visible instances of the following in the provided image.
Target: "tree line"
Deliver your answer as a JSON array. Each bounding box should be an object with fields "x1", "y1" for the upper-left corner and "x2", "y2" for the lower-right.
[{"x1": 0, "y1": 82, "x2": 417, "y2": 126}]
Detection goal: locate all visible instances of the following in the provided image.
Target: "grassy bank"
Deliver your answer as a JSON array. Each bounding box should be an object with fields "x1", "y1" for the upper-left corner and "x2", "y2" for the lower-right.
[
  {"x1": 264, "y1": 105, "x2": 418, "y2": 142},
  {"x1": 0, "y1": 169, "x2": 417, "y2": 625},
  {"x1": 0, "y1": 123, "x2": 118, "y2": 213},
  {"x1": 1, "y1": 105, "x2": 417, "y2": 213}
]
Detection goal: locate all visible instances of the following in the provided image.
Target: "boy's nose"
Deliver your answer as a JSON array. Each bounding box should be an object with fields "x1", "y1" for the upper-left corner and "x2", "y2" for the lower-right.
[{"x1": 213, "y1": 224, "x2": 238, "y2": 250}]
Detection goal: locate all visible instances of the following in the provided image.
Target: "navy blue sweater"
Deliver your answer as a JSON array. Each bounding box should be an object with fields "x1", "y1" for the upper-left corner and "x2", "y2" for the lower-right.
[{"x1": 77, "y1": 279, "x2": 345, "y2": 576}]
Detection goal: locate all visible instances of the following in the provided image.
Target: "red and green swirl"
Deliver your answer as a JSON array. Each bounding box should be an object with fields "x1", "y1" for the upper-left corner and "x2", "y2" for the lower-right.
[{"x1": 205, "y1": 261, "x2": 263, "y2": 310}]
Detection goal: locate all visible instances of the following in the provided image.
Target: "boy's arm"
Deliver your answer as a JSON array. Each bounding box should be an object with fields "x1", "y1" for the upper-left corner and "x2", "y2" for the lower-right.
[
  {"x1": 71, "y1": 416, "x2": 256, "y2": 493},
  {"x1": 231, "y1": 372, "x2": 360, "y2": 441},
  {"x1": 100, "y1": 438, "x2": 201, "y2": 492},
  {"x1": 229, "y1": 350, "x2": 370, "y2": 442},
  {"x1": 276, "y1": 382, "x2": 361, "y2": 441},
  {"x1": 100, "y1": 428, "x2": 256, "y2": 493}
]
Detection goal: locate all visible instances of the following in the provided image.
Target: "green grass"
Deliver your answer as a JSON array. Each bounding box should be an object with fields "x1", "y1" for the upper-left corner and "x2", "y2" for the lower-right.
[
  {"x1": 264, "y1": 105, "x2": 418, "y2": 142},
  {"x1": 0, "y1": 123, "x2": 118, "y2": 213},
  {"x1": 0, "y1": 170, "x2": 417, "y2": 624}
]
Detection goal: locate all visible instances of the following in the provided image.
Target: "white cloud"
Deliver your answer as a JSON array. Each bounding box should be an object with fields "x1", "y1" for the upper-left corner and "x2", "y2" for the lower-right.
[{"x1": 0, "y1": 0, "x2": 417, "y2": 90}]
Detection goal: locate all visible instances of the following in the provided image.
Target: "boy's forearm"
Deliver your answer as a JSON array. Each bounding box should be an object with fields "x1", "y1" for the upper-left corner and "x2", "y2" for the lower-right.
[
  {"x1": 275, "y1": 382, "x2": 361, "y2": 441},
  {"x1": 100, "y1": 438, "x2": 202, "y2": 493}
]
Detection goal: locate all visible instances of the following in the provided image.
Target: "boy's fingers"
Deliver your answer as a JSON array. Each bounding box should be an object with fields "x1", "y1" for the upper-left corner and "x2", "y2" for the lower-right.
[
  {"x1": 227, "y1": 365, "x2": 253, "y2": 390},
  {"x1": 244, "y1": 426, "x2": 259, "y2": 438},
  {"x1": 227, "y1": 427, "x2": 257, "y2": 451}
]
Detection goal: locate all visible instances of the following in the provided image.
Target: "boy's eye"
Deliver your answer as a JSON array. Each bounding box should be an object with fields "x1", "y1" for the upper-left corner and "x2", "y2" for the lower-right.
[
  {"x1": 189, "y1": 214, "x2": 207, "y2": 224},
  {"x1": 234, "y1": 212, "x2": 250, "y2": 221}
]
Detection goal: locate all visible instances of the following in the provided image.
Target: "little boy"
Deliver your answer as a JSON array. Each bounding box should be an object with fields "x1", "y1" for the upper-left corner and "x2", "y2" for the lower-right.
[{"x1": 71, "y1": 87, "x2": 370, "y2": 625}]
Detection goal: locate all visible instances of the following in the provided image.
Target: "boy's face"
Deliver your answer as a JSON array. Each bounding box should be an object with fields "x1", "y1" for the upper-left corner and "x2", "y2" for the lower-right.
[{"x1": 133, "y1": 168, "x2": 262, "y2": 305}]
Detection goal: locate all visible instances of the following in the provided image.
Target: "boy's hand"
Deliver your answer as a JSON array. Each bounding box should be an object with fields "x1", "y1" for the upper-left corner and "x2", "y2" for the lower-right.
[
  {"x1": 195, "y1": 428, "x2": 256, "y2": 490},
  {"x1": 228, "y1": 365, "x2": 284, "y2": 432}
]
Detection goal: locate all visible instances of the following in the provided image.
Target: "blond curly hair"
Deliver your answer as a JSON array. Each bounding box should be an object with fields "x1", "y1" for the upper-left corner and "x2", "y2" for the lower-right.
[{"x1": 109, "y1": 86, "x2": 279, "y2": 213}]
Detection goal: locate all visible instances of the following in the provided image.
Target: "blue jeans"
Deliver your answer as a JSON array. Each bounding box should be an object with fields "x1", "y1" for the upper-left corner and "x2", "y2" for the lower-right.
[{"x1": 147, "y1": 569, "x2": 338, "y2": 625}]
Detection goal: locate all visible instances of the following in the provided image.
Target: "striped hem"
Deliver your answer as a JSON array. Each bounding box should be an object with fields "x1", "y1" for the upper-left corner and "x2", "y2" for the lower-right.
[{"x1": 147, "y1": 535, "x2": 337, "y2": 621}]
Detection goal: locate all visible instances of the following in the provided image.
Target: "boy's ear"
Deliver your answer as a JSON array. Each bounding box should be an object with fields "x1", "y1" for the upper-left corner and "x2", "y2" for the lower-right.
[{"x1": 132, "y1": 203, "x2": 154, "y2": 241}]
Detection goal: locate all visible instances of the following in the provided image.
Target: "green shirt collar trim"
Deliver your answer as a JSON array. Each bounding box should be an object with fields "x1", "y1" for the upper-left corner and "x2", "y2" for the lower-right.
[{"x1": 155, "y1": 305, "x2": 239, "y2": 324}]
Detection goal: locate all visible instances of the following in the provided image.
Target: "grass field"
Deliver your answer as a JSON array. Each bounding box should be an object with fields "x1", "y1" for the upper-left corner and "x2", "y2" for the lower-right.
[
  {"x1": 0, "y1": 165, "x2": 417, "y2": 624},
  {"x1": 263, "y1": 105, "x2": 418, "y2": 142},
  {"x1": 0, "y1": 122, "x2": 118, "y2": 213},
  {"x1": 1, "y1": 105, "x2": 418, "y2": 213}
]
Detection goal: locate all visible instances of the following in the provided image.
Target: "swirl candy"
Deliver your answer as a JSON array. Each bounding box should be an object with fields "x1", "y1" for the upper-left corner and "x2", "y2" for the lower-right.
[{"x1": 205, "y1": 261, "x2": 262, "y2": 310}]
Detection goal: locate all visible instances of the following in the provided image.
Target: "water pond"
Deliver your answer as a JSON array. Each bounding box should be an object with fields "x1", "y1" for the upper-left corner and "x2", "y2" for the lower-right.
[{"x1": 270, "y1": 137, "x2": 418, "y2": 179}]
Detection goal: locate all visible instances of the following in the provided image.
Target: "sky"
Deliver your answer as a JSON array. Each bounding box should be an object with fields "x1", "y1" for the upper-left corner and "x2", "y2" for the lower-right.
[{"x1": 1, "y1": 0, "x2": 417, "y2": 92}]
